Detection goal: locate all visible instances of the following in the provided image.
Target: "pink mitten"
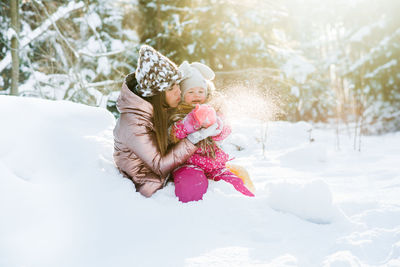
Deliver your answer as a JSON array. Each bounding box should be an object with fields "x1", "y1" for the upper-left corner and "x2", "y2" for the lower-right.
[
  {"x1": 193, "y1": 104, "x2": 217, "y2": 128},
  {"x1": 182, "y1": 110, "x2": 201, "y2": 134}
]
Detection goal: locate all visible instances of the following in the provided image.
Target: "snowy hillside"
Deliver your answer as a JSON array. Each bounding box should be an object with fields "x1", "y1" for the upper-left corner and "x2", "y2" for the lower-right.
[{"x1": 1, "y1": 95, "x2": 399, "y2": 267}]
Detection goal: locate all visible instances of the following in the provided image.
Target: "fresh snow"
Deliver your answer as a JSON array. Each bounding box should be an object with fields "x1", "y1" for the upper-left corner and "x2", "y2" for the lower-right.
[
  {"x1": 1, "y1": 95, "x2": 400, "y2": 267},
  {"x1": 87, "y1": 12, "x2": 102, "y2": 30},
  {"x1": 97, "y1": 56, "x2": 111, "y2": 76},
  {"x1": 6, "y1": 27, "x2": 17, "y2": 41}
]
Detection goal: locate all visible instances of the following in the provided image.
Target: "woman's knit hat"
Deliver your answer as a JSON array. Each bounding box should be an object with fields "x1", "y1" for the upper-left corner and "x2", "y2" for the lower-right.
[
  {"x1": 179, "y1": 61, "x2": 215, "y2": 96},
  {"x1": 135, "y1": 45, "x2": 183, "y2": 97}
]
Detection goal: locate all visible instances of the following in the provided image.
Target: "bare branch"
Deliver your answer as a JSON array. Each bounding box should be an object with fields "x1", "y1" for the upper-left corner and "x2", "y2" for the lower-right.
[
  {"x1": 79, "y1": 49, "x2": 126, "y2": 58},
  {"x1": 215, "y1": 67, "x2": 282, "y2": 75},
  {"x1": 84, "y1": 79, "x2": 124, "y2": 88},
  {"x1": 33, "y1": 0, "x2": 80, "y2": 59}
]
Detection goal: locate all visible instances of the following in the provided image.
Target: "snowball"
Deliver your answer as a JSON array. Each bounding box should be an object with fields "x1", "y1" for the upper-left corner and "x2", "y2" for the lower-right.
[
  {"x1": 279, "y1": 142, "x2": 328, "y2": 166},
  {"x1": 266, "y1": 179, "x2": 338, "y2": 224}
]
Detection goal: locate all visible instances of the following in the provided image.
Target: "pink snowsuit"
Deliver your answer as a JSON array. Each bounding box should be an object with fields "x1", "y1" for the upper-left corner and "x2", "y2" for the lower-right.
[{"x1": 170, "y1": 117, "x2": 254, "y2": 202}]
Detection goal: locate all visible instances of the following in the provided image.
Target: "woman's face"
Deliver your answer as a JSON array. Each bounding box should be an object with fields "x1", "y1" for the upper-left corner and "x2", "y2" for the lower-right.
[
  {"x1": 183, "y1": 87, "x2": 207, "y2": 105},
  {"x1": 165, "y1": 84, "x2": 181, "y2": 108}
]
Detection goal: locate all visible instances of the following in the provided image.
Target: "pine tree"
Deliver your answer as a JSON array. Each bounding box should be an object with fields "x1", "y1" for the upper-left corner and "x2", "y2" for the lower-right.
[{"x1": 0, "y1": 0, "x2": 139, "y2": 108}]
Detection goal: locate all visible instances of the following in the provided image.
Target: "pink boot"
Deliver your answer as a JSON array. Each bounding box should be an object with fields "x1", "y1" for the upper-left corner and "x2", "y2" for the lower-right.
[
  {"x1": 213, "y1": 170, "x2": 255, "y2": 197},
  {"x1": 173, "y1": 165, "x2": 209, "y2": 203}
]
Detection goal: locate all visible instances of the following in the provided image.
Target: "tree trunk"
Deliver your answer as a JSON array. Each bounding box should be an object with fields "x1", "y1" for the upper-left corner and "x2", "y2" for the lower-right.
[{"x1": 10, "y1": 0, "x2": 19, "y2": 96}]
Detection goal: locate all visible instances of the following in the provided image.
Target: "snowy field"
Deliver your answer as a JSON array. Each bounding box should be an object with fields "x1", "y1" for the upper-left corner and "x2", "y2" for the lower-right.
[{"x1": 1, "y1": 95, "x2": 399, "y2": 267}]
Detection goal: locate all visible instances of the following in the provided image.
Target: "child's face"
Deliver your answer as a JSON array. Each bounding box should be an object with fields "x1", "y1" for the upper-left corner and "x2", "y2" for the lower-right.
[{"x1": 183, "y1": 87, "x2": 207, "y2": 105}]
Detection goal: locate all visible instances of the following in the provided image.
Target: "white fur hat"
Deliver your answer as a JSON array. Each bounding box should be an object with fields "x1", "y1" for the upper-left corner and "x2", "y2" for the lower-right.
[{"x1": 179, "y1": 61, "x2": 215, "y2": 96}]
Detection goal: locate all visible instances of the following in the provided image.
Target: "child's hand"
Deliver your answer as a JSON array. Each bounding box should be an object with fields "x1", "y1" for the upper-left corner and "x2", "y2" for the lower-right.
[
  {"x1": 181, "y1": 104, "x2": 217, "y2": 134},
  {"x1": 193, "y1": 104, "x2": 217, "y2": 128},
  {"x1": 182, "y1": 110, "x2": 201, "y2": 134}
]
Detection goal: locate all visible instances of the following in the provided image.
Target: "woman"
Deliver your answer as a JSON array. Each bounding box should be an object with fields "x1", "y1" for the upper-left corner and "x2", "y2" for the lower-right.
[{"x1": 113, "y1": 45, "x2": 219, "y2": 198}]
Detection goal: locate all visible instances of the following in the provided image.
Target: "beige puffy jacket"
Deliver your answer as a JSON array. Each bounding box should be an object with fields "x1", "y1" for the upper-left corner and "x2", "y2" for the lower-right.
[{"x1": 113, "y1": 74, "x2": 197, "y2": 197}]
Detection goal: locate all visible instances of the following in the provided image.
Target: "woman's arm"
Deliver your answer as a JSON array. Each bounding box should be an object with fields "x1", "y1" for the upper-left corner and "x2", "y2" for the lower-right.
[{"x1": 123, "y1": 114, "x2": 197, "y2": 178}]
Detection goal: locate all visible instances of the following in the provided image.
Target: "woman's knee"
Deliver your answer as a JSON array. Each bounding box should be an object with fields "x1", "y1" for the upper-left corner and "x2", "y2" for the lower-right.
[
  {"x1": 136, "y1": 180, "x2": 163, "y2": 198},
  {"x1": 173, "y1": 166, "x2": 208, "y2": 203}
]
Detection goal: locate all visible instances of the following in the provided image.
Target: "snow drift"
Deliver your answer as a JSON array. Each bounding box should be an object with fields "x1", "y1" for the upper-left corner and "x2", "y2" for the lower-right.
[{"x1": 1, "y1": 95, "x2": 400, "y2": 267}]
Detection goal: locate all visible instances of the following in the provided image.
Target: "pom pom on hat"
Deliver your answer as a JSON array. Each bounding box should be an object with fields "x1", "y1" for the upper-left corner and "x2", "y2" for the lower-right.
[
  {"x1": 179, "y1": 61, "x2": 215, "y2": 96},
  {"x1": 135, "y1": 45, "x2": 183, "y2": 97}
]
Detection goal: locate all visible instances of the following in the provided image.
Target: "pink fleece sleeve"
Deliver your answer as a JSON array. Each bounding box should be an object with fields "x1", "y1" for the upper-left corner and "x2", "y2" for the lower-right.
[{"x1": 212, "y1": 115, "x2": 232, "y2": 141}]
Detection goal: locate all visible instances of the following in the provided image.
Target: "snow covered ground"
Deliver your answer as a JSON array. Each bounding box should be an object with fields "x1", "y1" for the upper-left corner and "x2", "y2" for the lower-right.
[{"x1": 1, "y1": 95, "x2": 399, "y2": 267}]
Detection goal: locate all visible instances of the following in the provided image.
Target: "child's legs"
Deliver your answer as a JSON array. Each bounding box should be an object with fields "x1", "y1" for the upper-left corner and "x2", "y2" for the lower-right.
[
  {"x1": 173, "y1": 165, "x2": 209, "y2": 203},
  {"x1": 212, "y1": 169, "x2": 254, "y2": 197}
]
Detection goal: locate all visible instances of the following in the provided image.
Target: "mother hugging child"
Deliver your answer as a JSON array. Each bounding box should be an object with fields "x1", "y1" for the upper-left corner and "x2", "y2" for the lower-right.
[{"x1": 113, "y1": 45, "x2": 254, "y2": 203}]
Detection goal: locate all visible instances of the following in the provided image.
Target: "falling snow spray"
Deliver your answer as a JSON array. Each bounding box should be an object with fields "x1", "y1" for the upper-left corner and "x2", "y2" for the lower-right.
[{"x1": 211, "y1": 81, "x2": 283, "y2": 156}]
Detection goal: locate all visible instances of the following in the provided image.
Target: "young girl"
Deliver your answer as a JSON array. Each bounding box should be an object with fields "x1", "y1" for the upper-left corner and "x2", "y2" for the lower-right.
[{"x1": 169, "y1": 61, "x2": 255, "y2": 202}]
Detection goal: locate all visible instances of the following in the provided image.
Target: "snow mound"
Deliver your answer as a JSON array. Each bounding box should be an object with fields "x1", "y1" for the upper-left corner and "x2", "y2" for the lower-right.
[
  {"x1": 266, "y1": 121, "x2": 314, "y2": 150},
  {"x1": 279, "y1": 142, "x2": 328, "y2": 167},
  {"x1": 322, "y1": 251, "x2": 364, "y2": 267},
  {"x1": 266, "y1": 179, "x2": 341, "y2": 224},
  {"x1": 0, "y1": 96, "x2": 116, "y2": 184}
]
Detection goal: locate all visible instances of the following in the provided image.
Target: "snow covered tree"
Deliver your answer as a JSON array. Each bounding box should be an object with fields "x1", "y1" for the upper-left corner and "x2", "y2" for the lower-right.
[
  {"x1": 1, "y1": 0, "x2": 398, "y2": 131},
  {"x1": 135, "y1": 0, "x2": 295, "y2": 122},
  {"x1": 136, "y1": 0, "x2": 288, "y2": 70},
  {"x1": 1, "y1": 0, "x2": 139, "y2": 108},
  {"x1": 0, "y1": 0, "x2": 14, "y2": 94},
  {"x1": 276, "y1": 0, "x2": 400, "y2": 132},
  {"x1": 340, "y1": 0, "x2": 400, "y2": 133}
]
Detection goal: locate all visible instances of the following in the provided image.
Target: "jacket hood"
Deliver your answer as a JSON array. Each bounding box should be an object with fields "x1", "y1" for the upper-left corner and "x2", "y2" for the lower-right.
[{"x1": 117, "y1": 72, "x2": 153, "y2": 119}]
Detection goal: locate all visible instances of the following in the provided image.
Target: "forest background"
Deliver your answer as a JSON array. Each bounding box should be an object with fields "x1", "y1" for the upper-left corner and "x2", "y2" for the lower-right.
[{"x1": 1, "y1": 0, "x2": 399, "y2": 136}]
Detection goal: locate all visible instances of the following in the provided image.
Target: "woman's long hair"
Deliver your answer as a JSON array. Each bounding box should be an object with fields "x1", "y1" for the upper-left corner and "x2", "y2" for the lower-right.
[
  {"x1": 146, "y1": 91, "x2": 171, "y2": 156},
  {"x1": 126, "y1": 72, "x2": 172, "y2": 156}
]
